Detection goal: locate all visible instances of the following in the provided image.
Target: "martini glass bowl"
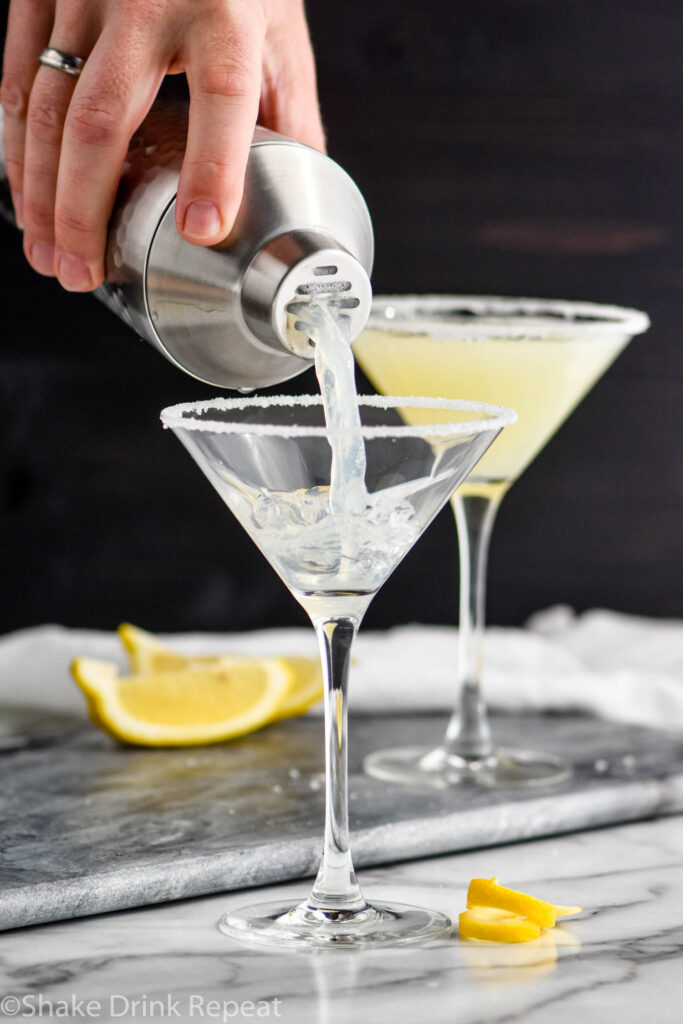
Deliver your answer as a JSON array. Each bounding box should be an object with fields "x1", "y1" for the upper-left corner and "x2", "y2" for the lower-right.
[
  {"x1": 160, "y1": 393, "x2": 515, "y2": 949},
  {"x1": 354, "y1": 296, "x2": 650, "y2": 789}
]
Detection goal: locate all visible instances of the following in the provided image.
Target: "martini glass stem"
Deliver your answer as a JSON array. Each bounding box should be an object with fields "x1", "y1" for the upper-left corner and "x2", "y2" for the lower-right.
[
  {"x1": 443, "y1": 491, "x2": 503, "y2": 761},
  {"x1": 308, "y1": 615, "x2": 367, "y2": 914}
]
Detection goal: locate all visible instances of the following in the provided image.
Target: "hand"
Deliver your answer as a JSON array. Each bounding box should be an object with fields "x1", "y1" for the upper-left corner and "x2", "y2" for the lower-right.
[{"x1": 0, "y1": 0, "x2": 325, "y2": 292}]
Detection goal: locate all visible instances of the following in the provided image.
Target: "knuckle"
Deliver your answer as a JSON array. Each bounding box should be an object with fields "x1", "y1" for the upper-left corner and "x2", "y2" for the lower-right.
[
  {"x1": 54, "y1": 204, "x2": 95, "y2": 237},
  {"x1": 181, "y1": 158, "x2": 243, "y2": 211},
  {"x1": 120, "y1": 0, "x2": 166, "y2": 27},
  {"x1": 23, "y1": 197, "x2": 54, "y2": 230},
  {"x1": 198, "y1": 60, "x2": 256, "y2": 100},
  {"x1": 0, "y1": 78, "x2": 29, "y2": 118},
  {"x1": 3, "y1": 152, "x2": 24, "y2": 180},
  {"x1": 67, "y1": 100, "x2": 122, "y2": 148},
  {"x1": 27, "y1": 98, "x2": 65, "y2": 146},
  {"x1": 184, "y1": 156, "x2": 233, "y2": 176}
]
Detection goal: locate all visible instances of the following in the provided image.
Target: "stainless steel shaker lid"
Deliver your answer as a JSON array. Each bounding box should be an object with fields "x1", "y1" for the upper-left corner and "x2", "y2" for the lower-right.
[{"x1": 145, "y1": 134, "x2": 374, "y2": 390}]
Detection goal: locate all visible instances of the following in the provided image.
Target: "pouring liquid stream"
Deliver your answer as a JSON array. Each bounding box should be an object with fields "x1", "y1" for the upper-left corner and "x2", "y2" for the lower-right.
[
  {"x1": 249, "y1": 297, "x2": 420, "y2": 606},
  {"x1": 310, "y1": 301, "x2": 368, "y2": 518}
]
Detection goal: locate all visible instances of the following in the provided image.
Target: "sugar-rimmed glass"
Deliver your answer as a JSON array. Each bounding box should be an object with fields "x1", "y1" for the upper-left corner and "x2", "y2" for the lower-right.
[
  {"x1": 355, "y1": 296, "x2": 649, "y2": 788},
  {"x1": 160, "y1": 394, "x2": 515, "y2": 948}
]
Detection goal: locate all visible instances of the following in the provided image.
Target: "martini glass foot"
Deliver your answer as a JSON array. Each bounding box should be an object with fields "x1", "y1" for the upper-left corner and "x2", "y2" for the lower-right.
[
  {"x1": 219, "y1": 898, "x2": 451, "y2": 950},
  {"x1": 364, "y1": 744, "x2": 571, "y2": 789}
]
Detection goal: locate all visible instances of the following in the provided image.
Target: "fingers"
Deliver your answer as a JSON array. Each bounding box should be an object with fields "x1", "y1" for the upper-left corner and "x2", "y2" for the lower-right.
[
  {"x1": 5, "y1": 1, "x2": 165, "y2": 292},
  {"x1": 176, "y1": 11, "x2": 265, "y2": 245},
  {"x1": 0, "y1": 0, "x2": 56, "y2": 227},
  {"x1": 21, "y1": 4, "x2": 100, "y2": 280},
  {"x1": 259, "y1": 5, "x2": 325, "y2": 153},
  {"x1": 22, "y1": 69, "x2": 78, "y2": 278},
  {"x1": 3, "y1": 0, "x2": 324, "y2": 295},
  {"x1": 49, "y1": 22, "x2": 165, "y2": 291}
]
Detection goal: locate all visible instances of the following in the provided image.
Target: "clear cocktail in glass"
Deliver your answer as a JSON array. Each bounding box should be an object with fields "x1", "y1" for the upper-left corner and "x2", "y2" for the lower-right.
[
  {"x1": 354, "y1": 296, "x2": 649, "y2": 788},
  {"x1": 161, "y1": 393, "x2": 515, "y2": 948}
]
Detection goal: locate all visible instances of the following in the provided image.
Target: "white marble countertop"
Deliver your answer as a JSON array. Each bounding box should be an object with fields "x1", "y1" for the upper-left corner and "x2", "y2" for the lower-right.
[{"x1": 1, "y1": 815, "x2": 681, "y2": 1024}]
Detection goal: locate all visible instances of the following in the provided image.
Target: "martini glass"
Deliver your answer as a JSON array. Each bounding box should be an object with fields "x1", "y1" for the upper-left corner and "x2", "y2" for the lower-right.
[
  {"x1": 354, "y1": 296, "x2": 650, "y2": 788},
  {"x1": 160, "y1": 393, "x2": 515, "y2": 949}
]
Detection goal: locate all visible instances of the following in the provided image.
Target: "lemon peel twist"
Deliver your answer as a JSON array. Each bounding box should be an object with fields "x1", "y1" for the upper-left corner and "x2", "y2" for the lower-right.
[{"x1": 459, "y1": 877, "x2": 581, "y2": 944}]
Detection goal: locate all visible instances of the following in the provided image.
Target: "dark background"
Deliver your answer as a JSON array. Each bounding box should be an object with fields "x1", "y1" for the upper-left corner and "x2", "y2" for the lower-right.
[{"x1": 0, "y1": 1, "x2": 681, "y2": 634}]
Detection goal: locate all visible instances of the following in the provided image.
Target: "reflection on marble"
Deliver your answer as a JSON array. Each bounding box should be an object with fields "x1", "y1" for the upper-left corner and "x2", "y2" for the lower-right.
[
  {"x1": 1, "y1": 711, "x2": 683, "y2": 930},
  {"x1": 0, "y1": 817, "x2": 681, "y2": 1023}
]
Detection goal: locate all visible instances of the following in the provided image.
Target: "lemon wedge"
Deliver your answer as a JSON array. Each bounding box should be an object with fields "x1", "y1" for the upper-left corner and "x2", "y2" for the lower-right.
[
  {"x1": 117, "y1": 623, "x2": 323, "y2": 720},
  {"x1": 117, "y1": 623, "x2": 191, "y2": 674},
  {"x1": 467, "y1": 877, "x2": 581, "y2": 929},
  {"x1": 269, "y1": 657, "x2": 324, "y2": 720},
  {"x1": 72, "y1": 656, "x2": 295, "y2": 746}
]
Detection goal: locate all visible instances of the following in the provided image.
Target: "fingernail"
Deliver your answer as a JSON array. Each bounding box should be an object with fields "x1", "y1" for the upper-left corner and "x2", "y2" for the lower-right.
[
  {"x1": 28, "y1": 240, "x2": 56, "y2": 276},
  {"x1": 13, "y1": 193, "x2": 23, "y2": 229},
  {"x1": 182, "y1": 200, "x2": 222, "y2": 240},
  {"x1": 57, "y1": 253, "x2": 93, "y2": 291}
]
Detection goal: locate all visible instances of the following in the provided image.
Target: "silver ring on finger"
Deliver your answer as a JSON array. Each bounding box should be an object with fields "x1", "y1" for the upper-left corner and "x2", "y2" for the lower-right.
[{"x1": 39, "y1": 47, "x2": 85, "y2": 78}]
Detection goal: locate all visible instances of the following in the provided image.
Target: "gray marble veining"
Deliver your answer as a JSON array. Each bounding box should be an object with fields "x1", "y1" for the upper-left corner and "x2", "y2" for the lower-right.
[
  {"x1": 0, "y1": 817, "x2": 681, "y2": 1023},
  {"x1": 1, "y1": 710, "x2": 682, "y2": 931}
]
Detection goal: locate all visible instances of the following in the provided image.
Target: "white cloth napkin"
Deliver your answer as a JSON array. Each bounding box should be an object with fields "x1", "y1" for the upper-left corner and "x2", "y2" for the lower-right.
[{"x1": 0, "y1": 607, "x2": 681, "y2": 731}]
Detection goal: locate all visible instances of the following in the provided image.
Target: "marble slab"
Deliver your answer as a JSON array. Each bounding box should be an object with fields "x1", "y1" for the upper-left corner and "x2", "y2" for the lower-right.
[
  {"x1": 1, "y1": 709, "x2": 682, "y2": 931},
  {"x1": 3, "y1": 819, "x2": 681, "y2": 1024}
]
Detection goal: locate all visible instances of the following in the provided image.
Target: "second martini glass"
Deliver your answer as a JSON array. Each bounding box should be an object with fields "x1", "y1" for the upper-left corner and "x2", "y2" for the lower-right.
[
  {"x1": 161, "y1": 393, "x2": 514, "y2": 949},
  {"x1": 355, "y1": 296, "x2": 650, "y2": 788}
]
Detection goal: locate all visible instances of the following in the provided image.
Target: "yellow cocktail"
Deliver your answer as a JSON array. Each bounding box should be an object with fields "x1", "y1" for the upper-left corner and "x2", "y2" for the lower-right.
[{"x1": 356, "y1": 296, "x2": 649, "y2": 787}]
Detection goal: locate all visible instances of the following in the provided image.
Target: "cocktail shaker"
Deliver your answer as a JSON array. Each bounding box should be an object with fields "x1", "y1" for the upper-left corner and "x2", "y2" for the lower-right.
[{"x1": 0, "y1": 100, "x2": 373, "y2": 390}]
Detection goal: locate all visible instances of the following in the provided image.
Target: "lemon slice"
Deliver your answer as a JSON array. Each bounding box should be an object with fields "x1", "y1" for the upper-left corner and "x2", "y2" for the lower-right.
[
  {"x1": 269, "y1": 657, "x2": 324, "y2": 720},
  {"x1": 467, "y1": 877, "x2": 581, "y2": 929},
  {"x1": 118, "y1": 623, "x2": 198, "y2": 673},
  {"x1": 117, "y1": 623, "x2": 323, "y2": 719},
  {"x1": 72, "y1": 656, "x2": 294, "y2": 746},
  {"x1": 459, "y1": 907, "x2": 542, "y2": 943}
]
